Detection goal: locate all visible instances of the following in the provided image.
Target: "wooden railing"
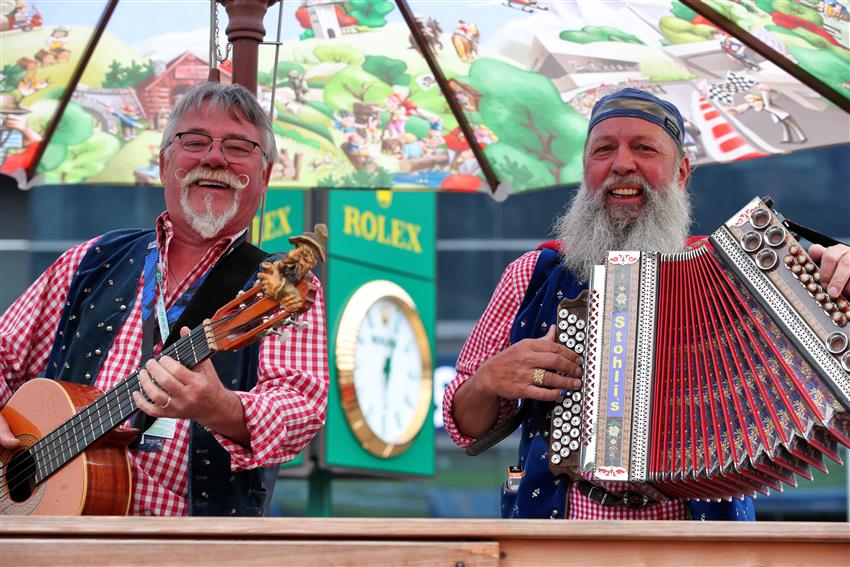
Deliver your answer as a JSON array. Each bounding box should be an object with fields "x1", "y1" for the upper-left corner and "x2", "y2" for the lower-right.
[{"x1": 2, "y1": 517, "x2": 848, "y2": 566}]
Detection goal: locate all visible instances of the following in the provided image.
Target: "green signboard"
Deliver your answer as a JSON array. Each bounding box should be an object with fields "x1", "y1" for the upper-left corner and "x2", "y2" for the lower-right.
[
  {"x1": 251, "y1": 189, "x2": 306, "y2": 253},
  {"x1": 324, "y1": 189, "x2": 436, "y2": 477}
]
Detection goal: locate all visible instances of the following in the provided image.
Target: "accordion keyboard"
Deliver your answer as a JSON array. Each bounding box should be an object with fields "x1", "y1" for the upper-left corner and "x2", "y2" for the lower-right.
[{"x1": 549, "y1": 293, "x2": 588, "y2": 476}]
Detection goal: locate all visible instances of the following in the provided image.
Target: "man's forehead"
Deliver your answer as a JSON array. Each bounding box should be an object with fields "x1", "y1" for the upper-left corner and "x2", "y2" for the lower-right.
[
  {"x1": 587, "y1": 116, "x2": 674, "y2": 144},
  {"x1": 174, "y1": 106, "x2": 258, "y2": 137}
]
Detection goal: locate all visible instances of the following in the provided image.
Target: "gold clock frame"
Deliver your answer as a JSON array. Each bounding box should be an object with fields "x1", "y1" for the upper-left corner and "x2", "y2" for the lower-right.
[{"x1": 335, "y1": 280, "x2": 433, "y2": 459}]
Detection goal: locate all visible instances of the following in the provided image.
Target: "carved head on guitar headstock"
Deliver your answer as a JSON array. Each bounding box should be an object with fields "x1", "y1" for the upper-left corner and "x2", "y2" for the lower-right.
[{"x1": 206, "y1": 225, "x2": 327, "y2": 352}]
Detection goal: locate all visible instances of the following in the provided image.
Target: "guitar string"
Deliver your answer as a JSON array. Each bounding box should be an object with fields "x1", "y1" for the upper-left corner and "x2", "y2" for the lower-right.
[{"x1": 0, "y1": 307, "x2": 282, "y2": 511}]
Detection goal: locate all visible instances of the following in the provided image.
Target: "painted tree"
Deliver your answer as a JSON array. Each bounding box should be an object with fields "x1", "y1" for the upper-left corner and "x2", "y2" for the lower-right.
[
  {"x1": 348, "y1": 0, "x2": 395, "y2": 28},
  {"x1": 463, "y1": 59, "x2": 587, "y2": 191},
  {"x1": 362, "y1": 55, "x2": 410, "y2": 86},
  {"x1": 323, "y1": 67, "x2": 391, "y2": 111}
]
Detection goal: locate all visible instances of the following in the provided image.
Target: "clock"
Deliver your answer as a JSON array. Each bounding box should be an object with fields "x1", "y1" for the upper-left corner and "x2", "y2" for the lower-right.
[{"x1": 335, "y1": 280, "x2": 432, "y2": 458}]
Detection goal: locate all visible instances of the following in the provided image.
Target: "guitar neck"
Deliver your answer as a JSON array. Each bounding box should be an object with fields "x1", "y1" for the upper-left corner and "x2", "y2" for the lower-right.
[{"x1": 32, "y1": 325, "x2": 214, "y2": 484}]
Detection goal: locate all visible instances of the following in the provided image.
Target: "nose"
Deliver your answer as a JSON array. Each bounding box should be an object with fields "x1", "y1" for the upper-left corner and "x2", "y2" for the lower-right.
[
  {"x1": 200, "y1": 139, "x2": 228, "y2": 168},
  {"x1": 611, "y1": 146, "x2": 637, "y2": 176}
]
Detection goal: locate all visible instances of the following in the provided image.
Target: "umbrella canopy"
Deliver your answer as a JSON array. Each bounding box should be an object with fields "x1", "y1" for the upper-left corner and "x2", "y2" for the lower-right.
[{"x1": 1, "y1": 0, "x2": 848, "y2": 197}]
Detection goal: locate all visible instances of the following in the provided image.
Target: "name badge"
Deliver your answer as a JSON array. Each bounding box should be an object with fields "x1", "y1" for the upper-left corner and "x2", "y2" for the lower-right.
[{"x1": 134, "y1": 418, "x2": 177, "y2": 452}]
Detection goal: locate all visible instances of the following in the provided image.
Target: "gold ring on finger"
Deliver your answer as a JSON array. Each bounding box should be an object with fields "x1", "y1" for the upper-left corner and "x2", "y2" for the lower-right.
[{"x1": 531, "y1": 368, "x2": 545, "y2": 387}]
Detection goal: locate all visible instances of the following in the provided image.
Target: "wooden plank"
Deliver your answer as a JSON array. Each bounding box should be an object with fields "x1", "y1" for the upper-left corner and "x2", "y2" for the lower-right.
[
  {"x1": 1, "y1": 539, "x2": 499, "y2": 567},
  {"x1": 3, "y1": 517, "x2": 848, "y2": 543},
  {"x1": 499, "y1": 539, "x2": 850, "y2": 567}
]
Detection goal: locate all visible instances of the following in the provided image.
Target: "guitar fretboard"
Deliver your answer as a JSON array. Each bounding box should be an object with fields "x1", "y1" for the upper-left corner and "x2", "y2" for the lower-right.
[{"x1": 31, "y1": 326, "x2": 213, "y2": 484}]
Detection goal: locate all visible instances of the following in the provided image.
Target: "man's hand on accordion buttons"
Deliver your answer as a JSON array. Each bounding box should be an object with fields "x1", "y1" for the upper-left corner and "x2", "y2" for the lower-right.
[
  {"x1": 474, "y1": 326, "x2": 583, "y2": 402},
  {"x1": 808, "y1": 243, "x2": 850, "y2": 298}
]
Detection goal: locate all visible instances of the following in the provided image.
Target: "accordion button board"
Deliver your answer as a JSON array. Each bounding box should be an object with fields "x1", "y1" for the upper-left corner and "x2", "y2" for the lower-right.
[
  {"x1": 545, "y1": 196, "x2": 850, "y2": 501},
  {"x1": 549, "y1": 293, "x2": 588, "y2": 475}
]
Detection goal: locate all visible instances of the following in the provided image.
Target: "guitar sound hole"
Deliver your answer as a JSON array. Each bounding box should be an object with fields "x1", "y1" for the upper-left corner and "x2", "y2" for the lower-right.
[{"x1": 6, "y1": 449, "x2": 36, "y2": 502}]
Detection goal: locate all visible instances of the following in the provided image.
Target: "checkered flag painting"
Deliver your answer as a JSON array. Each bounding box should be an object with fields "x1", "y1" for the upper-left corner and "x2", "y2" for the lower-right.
[
  {"x1": 725, "y1": 71, "x2": 756, "y2": 93},
  {"x1": 708, "y1": 84, "x2": 734, "y2": 105},
  {"x1": 707, "y1": 71, "x2": 756, "y2": 105}
]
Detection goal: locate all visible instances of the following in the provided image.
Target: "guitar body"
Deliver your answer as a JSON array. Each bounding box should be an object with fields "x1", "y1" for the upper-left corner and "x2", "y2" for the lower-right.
[{"x1": 0, "y1": 379, "x2": 133, "y2": 516}]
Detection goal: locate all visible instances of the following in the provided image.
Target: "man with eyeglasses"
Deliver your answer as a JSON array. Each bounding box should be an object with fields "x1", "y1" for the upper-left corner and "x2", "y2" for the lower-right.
[{"x1": 0, "y1": 82, "x2": 329, "y2": 516}]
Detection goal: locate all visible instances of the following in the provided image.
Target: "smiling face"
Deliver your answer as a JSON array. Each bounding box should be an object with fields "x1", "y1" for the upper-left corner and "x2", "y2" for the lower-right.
[
  {"x1": 159, "y1": 103, "x2": 273, "y2": 241},
  {"x1": 583, "y1": 116, "x2": 689, "y2": 220}
]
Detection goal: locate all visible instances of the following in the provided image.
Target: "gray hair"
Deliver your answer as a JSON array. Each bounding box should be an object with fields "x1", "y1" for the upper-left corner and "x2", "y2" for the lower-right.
[{"x1": 161, "y1": 82, "x2": 277, "y2": 166}]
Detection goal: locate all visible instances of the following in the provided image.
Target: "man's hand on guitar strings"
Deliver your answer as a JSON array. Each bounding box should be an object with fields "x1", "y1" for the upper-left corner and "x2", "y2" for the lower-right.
[{"x1": 131, "y1": 328, "x2": 249, "y2": 445}]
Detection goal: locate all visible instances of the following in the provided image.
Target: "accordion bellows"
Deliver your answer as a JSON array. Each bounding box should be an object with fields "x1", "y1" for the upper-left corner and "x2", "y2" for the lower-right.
[{"x1": 549, "y1": 197, "x2": 850, "y2": 501}]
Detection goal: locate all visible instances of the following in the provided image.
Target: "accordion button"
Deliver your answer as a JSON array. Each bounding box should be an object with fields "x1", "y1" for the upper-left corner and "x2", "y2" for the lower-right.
[
  {"x1": 832, "y1": 312, "x2": 847, "y2": 327},
  {"x1": 558, "y1": 320, "x2": 568, "y2": 330},
  {"x1": 560, "y1": 447, "x2": 571, "y2": 458},
  {"x1": 788, "y1": 244, "x2": 800, "y2": 256},
  {"x1": 837, "y1": 298, "x2": 849, "y2": 311},
  {"x1": 563, "y1": 398, "x2": 573, "y2": 409},
  {"x1": 576, "y1": 331, "x2": 585, "y2": 341},
  {"x1": 799, "y1": 273, "x2": 812, "y2": 285},
  {"x1": 791, "y1": 265, "x2": 803, "y2": 275},
  {"x1": 576, "y1": 320, "x2": 586, "y2": 330},
  {"x1": 553, "y1": 417, "x2": 563, "y2": 428},
  {"x1": 815, "y1": 292, "x2": 828, "y2": 304},
  {"x1": 566, "y1": 338, "x2": 576, "y2": 348},
  {"x1": 826, "y1": 331, "x2": 848, "y2": 354},
  {"x1": 841, "y1": 352, "x2": 850, "y2": 372},
  {"x1": 567, "y1": 326, "x2": 577, "y2": 336},
  {"x1": 558, "y1": 308, "x2": 569, "y2": 319},
  {"x1": 571, "y1": 416, "x2": 581, "y2": 427},
  {"x1": 825, "y1": 302, "x2": 837, "y2": 313},
  {"x1": 574, "y1": 344, "x2": 585, "y2": 355},
  {"x1": 572, "y1": 391, "x2": 582, "y2": 402},
  {"x1": 551, "y1": 454, "x2": 562, "y2": 464},
  {"x1": 569, "y1": 440, "x2": 580, "y2": 451},
  {"x1": 559, "y1": 332, "x2": 569, "y2": 343},
  {"x1": 554, "y1": 405, "x2": 564, "y2": 416},
  {"x1": 567, "y1": 314, "x2": 578, "y2": 324},
  {"x1": 569, "y1": 428, "x2": 580, "y2": 438},
  {"x1": 804, "y1": 262, "x2": 815, "y2": 273},
  {"x1": 553, "y1": 429, "x2": 563, "y2": 439},
  {"x1": 551, "y1": 441, "x2": 562, "y2": 452},
  {"x1": 784, "y1": 255, "x2": 795, "y2": 267},
  {"x1": 571, "y1": 404, "x2": 582, "y2": 415}
]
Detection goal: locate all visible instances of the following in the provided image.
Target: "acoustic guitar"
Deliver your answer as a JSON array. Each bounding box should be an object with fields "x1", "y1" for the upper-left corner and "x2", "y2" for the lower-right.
[{"x1": 0, "y1": 263, "x2": 317, "y2": 516}]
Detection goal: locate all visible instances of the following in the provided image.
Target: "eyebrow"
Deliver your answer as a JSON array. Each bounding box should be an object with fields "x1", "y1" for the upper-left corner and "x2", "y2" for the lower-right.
[{"x1": 180, "y1": 127, "x2": 254, "y2": 141}]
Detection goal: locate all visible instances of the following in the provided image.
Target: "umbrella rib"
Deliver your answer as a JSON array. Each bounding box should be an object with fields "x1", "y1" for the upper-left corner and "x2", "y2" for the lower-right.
[
  {"x1": 25, "y1": 0, "x2": 120, "y2": 183},
  {"x1": 395, "y1": 0, "x2": 502, "y2": 194}
]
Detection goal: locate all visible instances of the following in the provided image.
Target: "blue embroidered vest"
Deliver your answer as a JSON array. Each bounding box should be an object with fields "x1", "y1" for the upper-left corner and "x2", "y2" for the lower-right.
[
  {"x1": 45, "y1": 229, "x2": 277, "y2": 516},
  {"x1": 501, "y1": 248, "x2": 755, "y2": 521}
]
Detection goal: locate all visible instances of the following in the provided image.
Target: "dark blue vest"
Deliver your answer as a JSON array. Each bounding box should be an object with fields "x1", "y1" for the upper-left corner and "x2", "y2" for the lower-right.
[
  {"x1": 45, "y1": 229, "x2": 277, "y2": 516},
  {"x1": 501, "y1": 248, "x2": 755, "y2": 521}
]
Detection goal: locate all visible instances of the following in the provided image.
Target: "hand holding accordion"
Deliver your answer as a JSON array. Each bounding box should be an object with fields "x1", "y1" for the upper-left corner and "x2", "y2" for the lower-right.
[{"x1": 548, "y1": 196, "x2": 850, "y2": 502}]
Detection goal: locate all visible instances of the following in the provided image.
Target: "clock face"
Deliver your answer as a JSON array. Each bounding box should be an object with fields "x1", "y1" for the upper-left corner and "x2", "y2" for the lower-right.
[{"x1": 336, "y1": 280, "x2": 432, "y2": 458}]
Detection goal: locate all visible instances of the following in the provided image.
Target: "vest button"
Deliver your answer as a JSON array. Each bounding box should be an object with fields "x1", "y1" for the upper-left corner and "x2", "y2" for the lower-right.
[
  {"x1": 229, "y1": 509, "x2": 237, "y2": 516},
  {"x1": 203, "y1": 459, "x2": 211, "y2": 466},
  {"x1": 201, "y1": 491, "x2": 209, "y2": 499},
  {"x1": 95, "y1": 349, "x2": 102, "y2": 355},
  {"x1": 106, "y1": 326, "x2": 113, "y2": 332},
  {"x1": 84, "y1": 373, "x2": 91, "y2": 379},
  {"x1": 120, "y1": 305, "x2": 127, "y2": 311}
]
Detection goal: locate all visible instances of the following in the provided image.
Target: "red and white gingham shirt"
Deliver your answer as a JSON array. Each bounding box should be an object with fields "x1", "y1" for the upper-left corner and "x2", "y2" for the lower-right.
[
  {"x1": 442, "y1": 250, "x2": 688, "y2": 520},
  {"x1": 0, "y1": 213, "x2": 328, "y2": 516}
]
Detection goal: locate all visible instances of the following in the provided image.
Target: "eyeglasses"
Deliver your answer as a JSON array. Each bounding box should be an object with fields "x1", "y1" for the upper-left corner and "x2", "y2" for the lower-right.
[{"x1": 170, "y1": 132, "x2": 262, "y2": 162}]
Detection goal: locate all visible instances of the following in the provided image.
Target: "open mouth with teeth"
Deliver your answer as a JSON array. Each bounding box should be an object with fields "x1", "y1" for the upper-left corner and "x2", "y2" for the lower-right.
[
  {"x1": 195, "y1": 179, "x2": 232, "y2": 189},
  {"x1": 607, "y1": 186, "x2": 643, "y2": 199}
]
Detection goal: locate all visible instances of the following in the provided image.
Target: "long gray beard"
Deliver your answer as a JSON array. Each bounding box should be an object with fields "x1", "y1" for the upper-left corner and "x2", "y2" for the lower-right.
[
  {"x1": 553, "y1": 179, "x2": 692, "y2": 283},
  {"x1": 178, "y1": 167, "x2": 243, "y2": 240}
]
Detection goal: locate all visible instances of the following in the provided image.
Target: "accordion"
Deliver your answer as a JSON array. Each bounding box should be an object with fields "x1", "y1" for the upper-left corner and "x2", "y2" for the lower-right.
[{"x1": 548, "y1": 196, "x2": 850, "y2": 501}]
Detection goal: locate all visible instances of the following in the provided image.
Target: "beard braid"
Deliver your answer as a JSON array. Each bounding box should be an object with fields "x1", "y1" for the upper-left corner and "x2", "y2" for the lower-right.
[
  {"x1": 177, "y1": 166, "x2": 245, "y2": 240},
  {"x1": 553, "y1": 177, "x2": 692, "y2": 283}
]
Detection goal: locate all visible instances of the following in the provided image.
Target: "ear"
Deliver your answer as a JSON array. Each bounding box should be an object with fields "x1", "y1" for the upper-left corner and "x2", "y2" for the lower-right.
[
  {"x1": 262, "y1": 158, "x2": 274, "y2": 188},
  {"x1": 158, "y1": 149, "x2": 167, "y2": 186},
  {"x1": 677, "y1": 154, "x2": 691, "y2": 190}
]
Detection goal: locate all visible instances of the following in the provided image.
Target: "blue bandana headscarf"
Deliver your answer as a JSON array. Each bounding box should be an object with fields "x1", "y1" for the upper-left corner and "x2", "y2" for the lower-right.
[{"x1": 588, "y1": 88, "x2": 685, "y2": 147}]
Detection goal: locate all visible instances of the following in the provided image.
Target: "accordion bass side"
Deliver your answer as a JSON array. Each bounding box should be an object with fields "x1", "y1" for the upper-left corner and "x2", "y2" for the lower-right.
[{"x1": 548, "y1": 196, "x2": 850, "y2": 500}]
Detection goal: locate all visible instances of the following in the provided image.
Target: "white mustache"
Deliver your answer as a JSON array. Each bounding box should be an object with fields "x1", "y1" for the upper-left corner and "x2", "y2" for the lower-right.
[
  {"x1": 601, "y1": 174, "x2": 651, "y2": 192},
  {"x1": 176, "y1": 166, "x2": 249, "y2": 190}
]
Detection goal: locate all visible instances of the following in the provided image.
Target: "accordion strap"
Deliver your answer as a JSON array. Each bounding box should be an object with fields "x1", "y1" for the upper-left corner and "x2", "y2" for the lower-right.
[
  {"x1": 576, "y1": 480, "x2": 660, "y2": 509},
  {"x1": 783, "y1": 219, "x2": 845, "y2": 248},
  {"x1": 465, "y1": 402, "x2": 531, "y2": 456}
]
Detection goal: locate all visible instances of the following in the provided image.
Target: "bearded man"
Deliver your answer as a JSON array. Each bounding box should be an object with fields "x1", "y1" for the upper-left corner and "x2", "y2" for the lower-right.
[
  {"x1": 442, "y1": 88, "x2": 850, "y2": 520},
  {"x1": 0, "y1": 82, "x2": 328, "y2": 516}
]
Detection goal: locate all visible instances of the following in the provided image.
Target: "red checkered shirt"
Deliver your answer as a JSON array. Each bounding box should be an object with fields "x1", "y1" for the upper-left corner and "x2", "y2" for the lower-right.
[
  {"x1": 442, "y1": 250, "x2": 688, "y2": 520},
  {"x1": 0, "y1": 213, "x2": 328, "y2": 516}
]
